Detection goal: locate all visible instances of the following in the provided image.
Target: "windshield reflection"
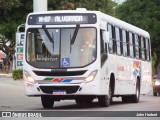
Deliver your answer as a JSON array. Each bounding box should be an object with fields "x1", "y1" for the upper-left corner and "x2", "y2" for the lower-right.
[{"x1": 26, "y1": 27, "x2": 96, "y2": 68}]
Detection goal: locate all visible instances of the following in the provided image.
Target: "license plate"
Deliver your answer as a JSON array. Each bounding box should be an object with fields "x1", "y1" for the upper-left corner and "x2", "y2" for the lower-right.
[{"x1": 52, "y1": 90, "x2": 66, "y2": 95}]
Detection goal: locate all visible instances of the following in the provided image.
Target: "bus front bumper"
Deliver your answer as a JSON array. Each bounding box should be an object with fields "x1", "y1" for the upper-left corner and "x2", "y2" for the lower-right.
[{"x1": 24, "y1": 81, "x2": 102, "y2": 96}]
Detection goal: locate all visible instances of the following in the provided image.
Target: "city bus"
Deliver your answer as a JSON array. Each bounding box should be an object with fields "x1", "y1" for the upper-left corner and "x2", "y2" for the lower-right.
[{"x1": 23, "y1": 8, "x2": 152, "y2": 108}]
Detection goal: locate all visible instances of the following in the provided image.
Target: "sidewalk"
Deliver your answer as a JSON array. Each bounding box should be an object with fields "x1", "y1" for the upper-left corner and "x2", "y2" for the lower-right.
[{"x1": 0, "y1": 73, "x2": 12, "y2": 77}]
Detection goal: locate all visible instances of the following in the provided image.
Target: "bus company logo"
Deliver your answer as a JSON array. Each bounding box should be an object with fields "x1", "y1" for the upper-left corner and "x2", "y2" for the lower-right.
[
  {"x1": 2, "y1": 112, "x2": 11, "y2": 117},
  {"x1": 51, "y1": 78, "x2": 64, "y2": 82},
  {"x1": 133, "y1": 61, "x2": 141, "y2": 79},
  {"x1": 117, "y1": 66, "x2": 125, "y2": 71}
]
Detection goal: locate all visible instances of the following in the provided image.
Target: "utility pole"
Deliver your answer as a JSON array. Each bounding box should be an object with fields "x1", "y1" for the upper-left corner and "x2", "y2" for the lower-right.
[{"x1": 33, "y1": 0, "x2": 48, "y2": 12}]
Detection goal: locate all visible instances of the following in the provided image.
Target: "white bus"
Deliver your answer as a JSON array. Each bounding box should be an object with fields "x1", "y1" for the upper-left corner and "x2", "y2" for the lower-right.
[{"x1": 24, "y1": 8, "x2": 152, "y2": 108}]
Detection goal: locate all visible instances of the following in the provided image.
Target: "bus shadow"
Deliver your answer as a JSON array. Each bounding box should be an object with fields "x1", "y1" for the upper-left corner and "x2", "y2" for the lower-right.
[
  {"x1": 33, "y1": 96, "x2": 150, "y2": 110},
  {"x1": 35, "y1": 100, "x2": 125, "y2": 110}
]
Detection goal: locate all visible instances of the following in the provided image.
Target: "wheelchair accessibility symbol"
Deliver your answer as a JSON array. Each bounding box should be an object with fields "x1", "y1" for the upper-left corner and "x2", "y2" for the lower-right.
[{"x1": 61, "y1": 58, "x2": 70, "y2": 67}]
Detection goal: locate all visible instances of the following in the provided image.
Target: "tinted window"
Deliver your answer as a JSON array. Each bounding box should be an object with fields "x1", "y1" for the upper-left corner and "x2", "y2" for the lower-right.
[
  {"x1": 108, "y1": 24, "x2": 114, "y2": 53},
  {"x1": 115, "y1": 27, "x2": 121, "y2": 55},
  {"x1": 122, "y1": 30, "x2": 127, "y2": 56},
  {"x1": 129, "y1": 32, "x2": 134, "y2": 58},
  {"x1": 135, "y1": 34, "x2": 139, "y2": 59}
]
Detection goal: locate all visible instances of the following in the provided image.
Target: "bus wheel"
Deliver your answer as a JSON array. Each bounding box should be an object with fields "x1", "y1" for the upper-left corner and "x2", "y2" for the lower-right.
[
  {"x1": 98, "y1": 86, "x2": 111, "y2": 107},
  {"x1": 41, "y1": 96, "x2": 54, "y2": 109},
  {"x1": 153, "y1": 92, "x2": 157, "y2": 96},
  {"x1": 131, "y1": 80, "x2": 140, "y2": 103},
  {"x1": 122, "y1": 96, "x2": 129, "y2": 103},
  {"x1": 98, "y1": 95, "x2": 110, "y2": 107},
  {"x1": 122, "y1": 81, "x2": 140, "y2": 103}
]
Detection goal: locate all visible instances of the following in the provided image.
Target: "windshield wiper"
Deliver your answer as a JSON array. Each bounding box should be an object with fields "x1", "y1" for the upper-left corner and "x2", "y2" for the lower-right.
[
  {"x1": 42, "y1": 25, "x2": 54, "y2": 43},
  {"x1": 42, "y1": 25, "x2": 54, "y2": 53},
  {"x1": 71, "y1": 24, "x2": 80, "y2": 45},
  {"x1": 70, "y1": 24, "x2": 80, "y2": 53}
]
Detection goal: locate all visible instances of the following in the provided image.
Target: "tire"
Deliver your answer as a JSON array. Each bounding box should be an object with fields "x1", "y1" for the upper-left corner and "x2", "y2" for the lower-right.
[
  {"x1": 41, "y1": 96, "x2": 54, "y2": 109},
  {"x1": 122, "y1": 96, "x2": 131, "y2": 103},
  {"x1": 122, "y1": 81, "x2": 140, "y2": 103},
  {"x1": 98, "y1": 95, "x2": 110, "y2": 107},
  {"x1": 131, "y1": 80, "x2": 140, "y2": 103},
  {"x1": 153, "y1": 91, "x2": 157, "y2": 96},
  {"x1": 98, "y1": 85, "x2": 112, "y2": 107}
]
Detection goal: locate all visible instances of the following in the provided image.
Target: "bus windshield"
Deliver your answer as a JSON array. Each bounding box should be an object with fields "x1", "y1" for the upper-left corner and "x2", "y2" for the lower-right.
[{"x1": 26, "y1": 27, "x2": 96, "y2": 69}]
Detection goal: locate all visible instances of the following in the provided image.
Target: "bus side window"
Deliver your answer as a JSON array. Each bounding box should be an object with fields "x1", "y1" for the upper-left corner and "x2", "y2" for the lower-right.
[
  {"x1": 115, "y1": 26, "x2": 121, "y2": 55},
  {"x1": 129, "y1": 32, "x2": 134, "y2": 58},
  {"x1": 100, "y1": 30, "x2": 105, "y2": 54},
  {"x1": 134, "y1": 34, "x2": 140, "y2": 59},
  {"x1": 122, "y1": 29, "x2": 127, "y2": 57},
  {"x1": 145, "y1": 38, "x2": 150, "y2": 61},
  {"x1": 141, "y1": 37, "x2": 145, "y2": 60},
  {"x1": 107, "y1": 24, "x2": 114, "y2": 54},
  {"x1": 143, "y1": 37, "x2": 147, "y2": 61},
  {"x1": 100, "y1": 29, "x2": 108, "y2": 66}
]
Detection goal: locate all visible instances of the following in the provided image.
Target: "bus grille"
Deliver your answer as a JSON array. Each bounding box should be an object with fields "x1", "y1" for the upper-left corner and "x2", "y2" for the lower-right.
[
  {"x1": 39, "y1": 86, "x2": 80, "y2": 94},
  {"x1": 33, "y1": 70, "x2": 87, "y2": 76}
]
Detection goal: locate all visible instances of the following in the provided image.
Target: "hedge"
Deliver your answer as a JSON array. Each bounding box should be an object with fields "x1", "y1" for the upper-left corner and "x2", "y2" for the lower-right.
[{"x1": 12, "y1": 69, "x2": 23, "y2": 80}]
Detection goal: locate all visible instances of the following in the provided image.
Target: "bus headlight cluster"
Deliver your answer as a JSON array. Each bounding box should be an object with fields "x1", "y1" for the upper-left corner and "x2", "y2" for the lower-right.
[
  {"x1": 26, "y1": 76, "x2": 35, "y2": 83},
  {"x1": 24, "y1": 71, "x2": 35, "y2": 83},
  {"x1": 155, "y1": 81, "x2": 160, "y2": 86},
  {"x1": 85, "y1": 70, "x2": 97, "y2": 83}
]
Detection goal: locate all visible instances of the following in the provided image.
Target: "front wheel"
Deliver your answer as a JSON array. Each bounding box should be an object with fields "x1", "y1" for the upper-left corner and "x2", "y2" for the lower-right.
[
  {"x1": 98, "y1": 95, "x2": 110, "y2": 107},
  {"x1": 98, "y1": 83, "x2": 112, "y2": 107},
  {"x1": 41, "y1": 96, "x2": 54, "y2": 109}
]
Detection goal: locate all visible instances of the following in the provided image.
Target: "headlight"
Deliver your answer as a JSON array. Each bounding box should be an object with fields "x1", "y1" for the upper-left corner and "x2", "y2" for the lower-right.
[
  {"x1": 24, "y1": 70, "x2": 35, "y2": 83},
  {"x1": 155, "y1": 81, "x2": 160, "y2": 86},
  {"x1": 26, "y1": 76, "x2": 35, "y2": 83},
  {"x1": 85, "y1": 70, "x2": 97, "y2": 83}
]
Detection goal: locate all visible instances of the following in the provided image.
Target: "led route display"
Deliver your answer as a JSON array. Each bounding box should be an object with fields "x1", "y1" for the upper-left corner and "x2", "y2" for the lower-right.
[{"x1": 28, "y1": 13, "x2": 97, "y2": 25}]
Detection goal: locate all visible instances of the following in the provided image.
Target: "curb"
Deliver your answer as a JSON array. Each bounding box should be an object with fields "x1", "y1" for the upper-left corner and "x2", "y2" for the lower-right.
[{"x1": 0, "y1": 74, "x2": 12, "y2": 77}]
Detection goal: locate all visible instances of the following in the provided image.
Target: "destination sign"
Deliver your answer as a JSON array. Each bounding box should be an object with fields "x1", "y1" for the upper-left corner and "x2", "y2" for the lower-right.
[{"x1": 28, "y1": 13, "x2": 97, "y2": 25}]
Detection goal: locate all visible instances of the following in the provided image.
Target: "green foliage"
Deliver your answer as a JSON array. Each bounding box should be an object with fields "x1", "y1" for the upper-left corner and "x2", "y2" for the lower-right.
[
  {"x1": 0, "y1": 0, "x2": 116, "y2": 41},
  {"x1": 0, "y1": 0, "x2": 32, "y2": 71},
  {"x1": 0, "y1": 0, "x2": 116, "y2": 73},
  {"x1": 48, "y1": 0, "x2": 116, "y2": 15},
  {"x1": 115, "y1": 0, "x2": 160, "y2": 73},
  {"x1": 75, "y1": 0, "x2": 116, "y2": 15},
  {"x1": 0, "y1": 0, "x2": 116, "y2": 40},
  {"x1": 0, "y1": 0, "x2": 32, "y2": 40},
  {"x1": 116, "y1": 0, "x2": 160, "y2": 53},
  {"x1": 12, "y1": 69, "x2": 23, "y2": 80}
]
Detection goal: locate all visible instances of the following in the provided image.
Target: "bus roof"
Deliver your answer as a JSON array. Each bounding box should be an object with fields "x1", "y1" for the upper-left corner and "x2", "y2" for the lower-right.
[
  {"x1": 100, "y1": 12, "x2": 150, "y2": 38},
  {"x1": 27, "y1": 8, "x2": 150, "y2": 38}
]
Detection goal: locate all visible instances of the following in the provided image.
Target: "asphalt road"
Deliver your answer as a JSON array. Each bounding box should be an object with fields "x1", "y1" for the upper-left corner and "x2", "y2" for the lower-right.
[{"x1": 0, "y1": 76, "x2": 160, "y2": 119}]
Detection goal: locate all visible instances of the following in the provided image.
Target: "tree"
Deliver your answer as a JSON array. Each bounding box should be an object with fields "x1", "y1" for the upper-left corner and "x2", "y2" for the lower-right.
[
  {"x1": 115, "y1": 0, "x2": 160, "y2": 74},
  {"x1": 0, "y1": 0, "x2": 116, "y2": 73},
  {"x1": 0, "y1": 0, "x2": 32, "y2": 73},
  {"x1": 0, "y1": 35, "x2": 15, "y2": 73},
  {"x1": 48, "y1": 0, "x2": 116, "y2": 15}
]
